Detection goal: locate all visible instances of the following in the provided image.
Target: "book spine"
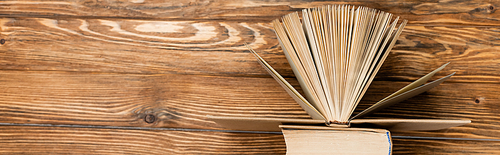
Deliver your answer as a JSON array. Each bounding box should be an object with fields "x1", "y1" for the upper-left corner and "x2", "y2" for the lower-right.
[{"x1": 326, "y1": 121, "x2": 350, "y2": 127}]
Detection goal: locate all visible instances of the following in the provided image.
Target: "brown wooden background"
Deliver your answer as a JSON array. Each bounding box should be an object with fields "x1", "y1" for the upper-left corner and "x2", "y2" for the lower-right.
[{"x1": 1, "y1": 0, "x2": 500, "y2": 154}]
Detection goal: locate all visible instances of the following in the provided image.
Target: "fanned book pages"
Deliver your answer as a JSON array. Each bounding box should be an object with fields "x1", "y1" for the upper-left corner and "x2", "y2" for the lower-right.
[
  {"x1": 268, "y1": 5, "x2": 407, "y2": 125},
  {"x1": 209, "y1": 5, "x2": 470, "y2": 132}
]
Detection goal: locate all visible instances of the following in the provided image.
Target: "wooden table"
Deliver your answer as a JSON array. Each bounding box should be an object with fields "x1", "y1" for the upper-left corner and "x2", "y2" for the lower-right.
[{"x1": 1, "y1": 0, "x2": 499, "y2": 154}]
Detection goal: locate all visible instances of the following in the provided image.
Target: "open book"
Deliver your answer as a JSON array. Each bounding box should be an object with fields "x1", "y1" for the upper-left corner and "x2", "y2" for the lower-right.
[{"x1": 209, "y1": 5, "x2": 469, "y2": 132}]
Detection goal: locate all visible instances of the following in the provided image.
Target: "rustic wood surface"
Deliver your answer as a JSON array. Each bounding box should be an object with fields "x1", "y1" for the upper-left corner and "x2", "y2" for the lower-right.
[
  {"x1": 2, "y1": 125, "x2": 500, "y2": 154},
  {"x1": 1, "y1": 0, "x2": 500, "y2": 154}
]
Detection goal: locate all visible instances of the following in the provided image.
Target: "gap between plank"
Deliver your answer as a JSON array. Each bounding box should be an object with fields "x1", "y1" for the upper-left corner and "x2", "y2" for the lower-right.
[
  {"x1": 0, "y1": 122, "x2": 498, "y2": 142},
  {"x1": 0, "y1": 14, "x2": 498, "y2": 27},
  {"x1": 0, "y1": 69, "x2": 497, "y2": 84}
]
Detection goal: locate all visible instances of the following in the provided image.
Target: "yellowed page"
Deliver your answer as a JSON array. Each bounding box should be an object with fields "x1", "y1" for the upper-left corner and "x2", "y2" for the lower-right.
[
  {"x1": 273, "y1": 19, "x2": 329, "y2": 119},
  {"x1": 207, "y1": 115, "x2": 470, "y2": 131},
  {"x1": 351, "y1": 119, "x2": 471, "y2": 131},
  {"x1": 246, "y1": 44, "x2": 325, "y2": 120},
  {"x1": 207, "y1": 115, "x2": 324, "y2": 131},
  {"x1": 347, "y1": 19, "x2": 408, "y2": 118},
  {"x1": 352, "y1": 72, "x2": 455, "y2": 119},
  {"x1": 378, "y1": 62, "x2": 450, "y2": 103}
]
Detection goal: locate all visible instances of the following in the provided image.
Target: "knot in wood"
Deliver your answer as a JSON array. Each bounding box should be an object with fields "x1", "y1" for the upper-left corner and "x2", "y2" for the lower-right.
[
  {"x1": 474, "y1": 97, "x2": 485, "y2": 104},
  {"x1": 144, "y1": 114, "x2": 156, "y2": 124},
  {"x1": 0, "y1": 39, "x2": 5, "y2": 45}
]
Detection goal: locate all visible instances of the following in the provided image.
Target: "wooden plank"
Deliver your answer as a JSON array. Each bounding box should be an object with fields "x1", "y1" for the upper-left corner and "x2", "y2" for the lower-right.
[
  {"x1": 0, "y1": 126, "x2": 286, "y2": 154},
  {"x1": 0, "y1": 70, "x2": 498, "y2": 139},
  {"x1": 0, "y1": 17, "x2": 285, "y2": 76},
  {"x1": 356, "y1": 81, "x2": 500, "y2": 139},
  {"x1": 0, "y1": 70, "x2": 310, "y2": 129},
  {"x1": 392, "y1": 138, "x2": 500, "y2": 154},
  {"x1": 1, "y1": 18, "x2": 500, "y2": 82},
  {"x1": 0, "y1": 125, "x2": 499, "y2": 154},
  {"x1": 0, "y1": 0, "x2": 499, "y2": 25}
]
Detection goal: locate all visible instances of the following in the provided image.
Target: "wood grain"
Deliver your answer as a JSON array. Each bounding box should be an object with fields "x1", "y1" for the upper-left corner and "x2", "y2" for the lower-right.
[
  {"x1": 0, "y1": 70, "x2": 498, "y2": 140},
  {"x1": 1, "y1": 18, "x2": 500, "y2": 83},
  {"x1": 0, "y1": 125, "x2": 499, "y2": 154},
  {"x1": 0, "y1": 126, "x2": 286, "y2": 154},
  {"x1": 1, "y1": 0, "x2": 500, "y2": 154},
  {"x1": 0, "y1": 0, "x2": 499, "y2": 26},
  {"x1": 392, "y1": 138, "x2": 500, "y2": 154},
  {"x1": 0, "y1": 70, "x2": 310, "y2": 129}
]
